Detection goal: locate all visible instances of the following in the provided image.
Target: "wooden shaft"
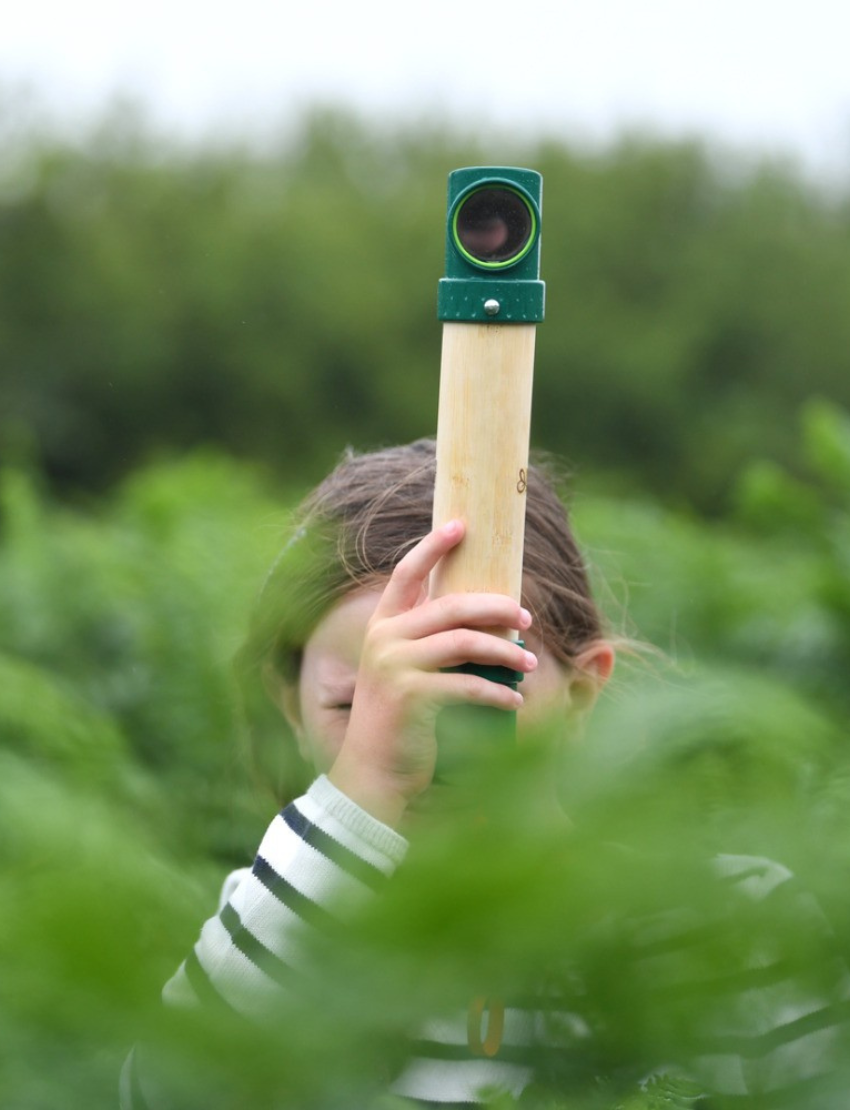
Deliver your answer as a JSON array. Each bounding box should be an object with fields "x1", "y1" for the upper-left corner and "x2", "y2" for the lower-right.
[{"x1": 430, "y1": 321, "x2": 536, "y2": 635}]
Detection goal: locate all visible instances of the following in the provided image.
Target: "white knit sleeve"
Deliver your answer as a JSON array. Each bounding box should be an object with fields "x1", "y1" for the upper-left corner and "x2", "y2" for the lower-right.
[{"x1": 162, "y1": 776, "x2": 407, "y2": 1020}]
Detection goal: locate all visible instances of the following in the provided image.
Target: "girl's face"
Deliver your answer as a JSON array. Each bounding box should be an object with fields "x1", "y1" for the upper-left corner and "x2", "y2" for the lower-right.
[{"x1": 284, "y1": 585, "x2": 605, "y2": 775}]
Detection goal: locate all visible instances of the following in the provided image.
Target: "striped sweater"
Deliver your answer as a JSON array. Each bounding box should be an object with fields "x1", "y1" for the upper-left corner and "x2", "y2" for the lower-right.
[{"x1": 121, "y1": 776, "x2": 849, "y2": 1108}]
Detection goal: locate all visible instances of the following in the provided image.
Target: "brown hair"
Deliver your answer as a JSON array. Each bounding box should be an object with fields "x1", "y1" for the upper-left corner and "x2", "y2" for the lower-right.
[{"x1": 241, "y1": 438, "x2": 605, "y2": 691}]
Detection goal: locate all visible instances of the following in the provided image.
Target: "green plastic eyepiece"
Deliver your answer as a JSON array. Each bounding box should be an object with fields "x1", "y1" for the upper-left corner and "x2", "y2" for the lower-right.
[{"x1": 438, "y1": 166, "x2": 545, "y2": 324}]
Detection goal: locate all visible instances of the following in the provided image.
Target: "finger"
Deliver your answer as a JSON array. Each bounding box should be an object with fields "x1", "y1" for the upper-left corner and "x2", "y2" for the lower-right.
[
  {"x1": 375, "y1": 520, "x2": 466, "y2": 617},
  {"x1": 387, "y1": 591, "x2": 533, "y2": 642},
  {"x1": 395, "y1": 628, "x2": 538, "y2": 676},
  {"x1": 429, "y1": 669, "x2": 525, "y2": 712}
]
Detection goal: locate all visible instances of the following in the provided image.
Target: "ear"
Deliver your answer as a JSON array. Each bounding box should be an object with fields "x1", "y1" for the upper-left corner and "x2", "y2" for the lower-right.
[{"x1": 568, "y1": 640, "x2": 615, "y2": 712}]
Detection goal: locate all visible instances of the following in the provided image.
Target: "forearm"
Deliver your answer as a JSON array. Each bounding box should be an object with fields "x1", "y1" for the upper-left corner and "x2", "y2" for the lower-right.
[
  {"x1": 121, "y1": 777, "x2": 408, "y2": 1109},
  {"x1": 163, "y1": 776, "x2": 407, "y2": 1019}
]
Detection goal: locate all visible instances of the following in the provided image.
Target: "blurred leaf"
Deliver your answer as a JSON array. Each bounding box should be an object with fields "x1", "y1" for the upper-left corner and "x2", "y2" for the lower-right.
[{"x1": 804, "y1": 397, "x2": 850, "y2": 492}]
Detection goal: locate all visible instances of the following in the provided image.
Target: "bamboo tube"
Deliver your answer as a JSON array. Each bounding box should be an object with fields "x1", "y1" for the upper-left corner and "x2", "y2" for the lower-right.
[{"x1": 430, "y1": 321, "x2": 536, "y2": 636}]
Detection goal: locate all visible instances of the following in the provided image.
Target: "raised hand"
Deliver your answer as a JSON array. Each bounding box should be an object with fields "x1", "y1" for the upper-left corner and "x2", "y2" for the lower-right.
[{"x1": 328, "y1": 519, "x2": 537, "y2": 826}]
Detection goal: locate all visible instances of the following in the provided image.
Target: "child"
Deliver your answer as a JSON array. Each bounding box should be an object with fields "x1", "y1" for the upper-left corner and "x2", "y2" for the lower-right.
[
  {"x1": 247, "y1": 437, "x2": 615, "y2": 825},
  {"x1": 121, "y1": 439, "x2": 846, "y2": 1108},
  {"x1": 121, "y1": 437, "x2": 615, "y2": 1108}
]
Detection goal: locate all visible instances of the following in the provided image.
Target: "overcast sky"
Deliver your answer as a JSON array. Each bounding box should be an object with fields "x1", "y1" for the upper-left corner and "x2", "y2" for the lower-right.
[{"x1": 3, "y1": 0, "x2": 850, "y2": 177}]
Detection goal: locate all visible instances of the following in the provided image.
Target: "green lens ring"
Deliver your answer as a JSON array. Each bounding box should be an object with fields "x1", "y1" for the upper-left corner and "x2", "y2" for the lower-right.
[{"x1": 450, "y1": 181, "x2": 539, "y2": 271}]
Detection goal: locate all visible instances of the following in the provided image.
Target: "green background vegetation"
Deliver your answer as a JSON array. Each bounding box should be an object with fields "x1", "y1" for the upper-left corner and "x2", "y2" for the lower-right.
[{"x1": 2, "y1": 105, "x2": 850, "y2": 1106}]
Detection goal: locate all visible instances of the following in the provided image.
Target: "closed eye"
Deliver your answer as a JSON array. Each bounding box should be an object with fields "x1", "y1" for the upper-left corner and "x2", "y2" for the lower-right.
[
  {"x1": 321, "y1": 696, "x2": 354, "y2": 712},
  {"x1": 319, "y1": 685, "x2": 355, "y2": 713}
]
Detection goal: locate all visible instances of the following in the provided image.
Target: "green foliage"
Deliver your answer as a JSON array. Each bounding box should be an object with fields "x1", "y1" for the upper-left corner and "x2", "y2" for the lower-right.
[
  {"x1": 573, "y1": 399, "x2": 850, "y2": 718},
  {"x1": 3, "y1": 104, "x2": 850, "y2": 510},
  {"x1": 0, "y1": 405, "x2": 849, "y2": 1105},
  {"x1": 0, "y1": 454, "x2": 286, "y2": 862}
]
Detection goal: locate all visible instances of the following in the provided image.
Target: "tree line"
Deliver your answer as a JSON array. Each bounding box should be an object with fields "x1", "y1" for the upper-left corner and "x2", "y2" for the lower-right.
[{"x1": 3, "y1": 104, "x2": 850, "y2": 512}]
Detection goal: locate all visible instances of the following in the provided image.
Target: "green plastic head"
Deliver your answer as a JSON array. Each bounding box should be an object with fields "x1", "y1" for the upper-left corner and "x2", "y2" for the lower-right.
[{"x1": 437, "y1": 166, "x2": 545, "y2": 324}]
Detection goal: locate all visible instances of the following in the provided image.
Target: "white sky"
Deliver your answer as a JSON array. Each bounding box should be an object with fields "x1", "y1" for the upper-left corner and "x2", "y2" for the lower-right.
[{"x1": 3, "y1": 0, "x2": 850, "y2": 177}]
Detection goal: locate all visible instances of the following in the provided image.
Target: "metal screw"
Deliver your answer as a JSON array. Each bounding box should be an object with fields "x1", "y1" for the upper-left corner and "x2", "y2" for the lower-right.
[{"x1": 483, "y1": 298, "x2": 501, "y2": 316}]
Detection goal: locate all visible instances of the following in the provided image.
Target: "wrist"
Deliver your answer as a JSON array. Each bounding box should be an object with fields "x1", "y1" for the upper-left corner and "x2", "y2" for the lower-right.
[{"x1": 327, "y1": 753, "x2": 412, "y2": 829}]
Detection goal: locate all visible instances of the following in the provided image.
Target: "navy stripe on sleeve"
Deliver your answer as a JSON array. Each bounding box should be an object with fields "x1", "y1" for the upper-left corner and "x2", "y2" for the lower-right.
[
  {"x1": 282, "y1": 802, "x2": 388, "y2": 892},
  {"x1": 252, "y1": 854, "x2": 337, "y2": 931},
  {"x1": 653, "y1": 959, "x2": 798, "y2": 1002},
  {"x1": 701, "y1": 998, "x2": 850, "y2": 1059},
  {"x1": 219, "y1": 901, "x2": 299, "y2": 989}
]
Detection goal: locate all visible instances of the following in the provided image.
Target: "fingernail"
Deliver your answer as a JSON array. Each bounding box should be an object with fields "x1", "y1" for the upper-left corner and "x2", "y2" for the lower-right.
[
  {"x1": 524, "y1": 650, "x2": 538, "y2": 669},
  {"x1": 519, "y1": 607, "x2": 532, "y2": 627}
]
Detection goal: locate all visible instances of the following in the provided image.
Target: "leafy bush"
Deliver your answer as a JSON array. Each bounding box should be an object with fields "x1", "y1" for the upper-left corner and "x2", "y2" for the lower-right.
[{"x1": 1, "y1": 404, "x2": 849, "y2": 1104}]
